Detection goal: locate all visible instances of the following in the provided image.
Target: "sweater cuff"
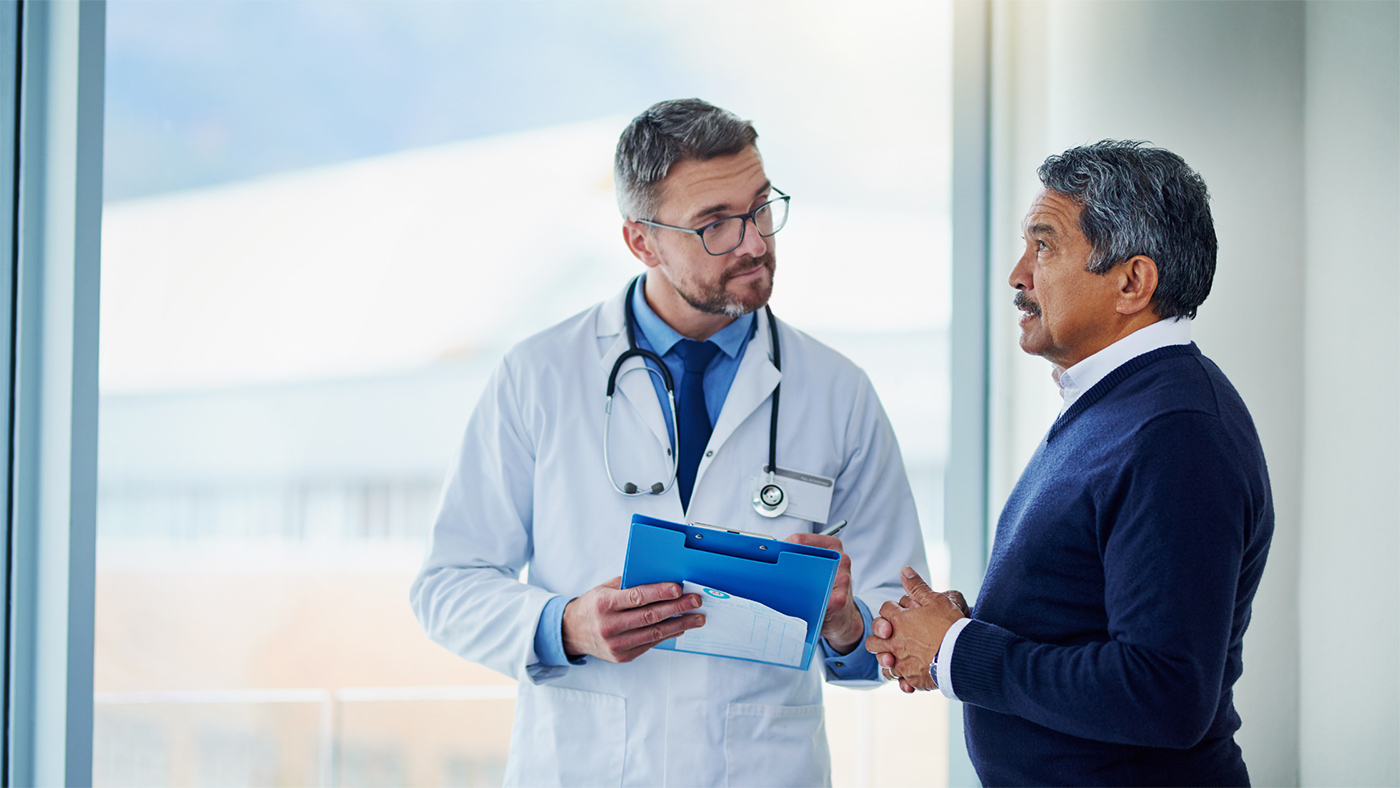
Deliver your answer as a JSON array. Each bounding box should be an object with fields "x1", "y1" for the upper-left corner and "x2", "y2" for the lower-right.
[
  {"x1": 948, "y1": 618, "x2": 1018, "y2": 712},
  {"x1": 936, "y1": 616, "x2": 973, "y2": 699}
]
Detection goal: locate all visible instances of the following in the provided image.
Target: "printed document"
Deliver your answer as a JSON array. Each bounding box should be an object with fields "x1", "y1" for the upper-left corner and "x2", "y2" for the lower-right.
[{"x1": 671, "y1": 580, "x2": 808, "y2": 667}]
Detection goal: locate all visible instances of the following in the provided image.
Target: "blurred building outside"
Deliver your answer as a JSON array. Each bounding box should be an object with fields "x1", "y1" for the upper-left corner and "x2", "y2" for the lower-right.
[{"x1": 94, "y1": 119, "x2": 953, "y2": 788}]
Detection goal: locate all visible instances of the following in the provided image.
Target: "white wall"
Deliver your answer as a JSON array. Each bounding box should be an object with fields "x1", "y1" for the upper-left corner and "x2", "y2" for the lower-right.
[
  {"x1": 1300, "y1": 3, "x2": 1400, "y2": 786},
  {"x1": 985, "y1": 2, "x2": 1398, "y2": 785}
]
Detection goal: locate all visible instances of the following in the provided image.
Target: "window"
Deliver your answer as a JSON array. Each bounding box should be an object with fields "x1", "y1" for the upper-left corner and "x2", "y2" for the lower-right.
[{"x1": 96, "y1": 2, "x2": 954, "y2": 785}]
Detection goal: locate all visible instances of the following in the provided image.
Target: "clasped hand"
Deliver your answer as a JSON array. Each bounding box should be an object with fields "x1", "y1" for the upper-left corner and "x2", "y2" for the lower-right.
[{"x1": 864, "y1": 566, "x2": 969, "y2": 693}]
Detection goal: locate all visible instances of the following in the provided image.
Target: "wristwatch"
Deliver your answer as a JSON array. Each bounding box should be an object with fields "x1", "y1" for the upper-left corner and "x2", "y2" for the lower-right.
[{"x1": 929, "y1": 653, "x2": 940, "y2": 689}]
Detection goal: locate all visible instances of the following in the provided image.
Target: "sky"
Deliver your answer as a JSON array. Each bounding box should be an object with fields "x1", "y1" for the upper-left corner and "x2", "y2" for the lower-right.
[
  {"x1": 103, "y1": 0, "x2": 952, "y2": 210},
  {"x1": 104, "y1": 1, "x2": 685, "y2": 199}
]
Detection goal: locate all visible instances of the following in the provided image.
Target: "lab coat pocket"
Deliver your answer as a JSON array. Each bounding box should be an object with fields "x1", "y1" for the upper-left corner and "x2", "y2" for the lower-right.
[
  {"x1": 724, "y1": 702, "x2": 830, "y2": 787},
  {"x1": 508, "y1": 685, "x2": 626, "y2": 787}
]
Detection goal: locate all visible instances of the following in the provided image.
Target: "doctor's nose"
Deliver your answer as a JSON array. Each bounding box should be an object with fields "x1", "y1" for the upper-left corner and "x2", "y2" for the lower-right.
[{"x1": 733, "y1": 217, "x2": 769, "y2": 258}]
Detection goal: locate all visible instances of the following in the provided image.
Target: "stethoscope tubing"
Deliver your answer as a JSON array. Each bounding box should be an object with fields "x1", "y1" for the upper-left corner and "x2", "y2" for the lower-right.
[
  {"x1": 603, "y1": 368, "x2": 679, "y2": 497},
  {"x1": 604, "y1": 275, "x2": 781, "y2": 497}
]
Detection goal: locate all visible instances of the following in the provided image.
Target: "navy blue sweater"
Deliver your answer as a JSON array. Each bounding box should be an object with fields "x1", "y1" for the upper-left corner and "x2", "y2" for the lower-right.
[{"x1": 953, "y1": 344, "x2": 1273, "y2": 786}]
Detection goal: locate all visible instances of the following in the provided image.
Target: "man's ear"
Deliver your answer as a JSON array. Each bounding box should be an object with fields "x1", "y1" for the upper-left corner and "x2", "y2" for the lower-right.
[
  {"x1": 1116, "y1": 255, "x2": 1159, "y2": 317},
  {"x1": 622, "y1": 221, "x2": 662, "y2": 269}
]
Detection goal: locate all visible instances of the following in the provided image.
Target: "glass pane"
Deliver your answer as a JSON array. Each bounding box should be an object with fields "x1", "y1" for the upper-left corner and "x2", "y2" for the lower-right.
[
  {"x1": 94, "y1": 697, "x2": 323, "y2": 787},
  {"x1": 98, "y1": 2, "x2": 952, "y2": 786}
]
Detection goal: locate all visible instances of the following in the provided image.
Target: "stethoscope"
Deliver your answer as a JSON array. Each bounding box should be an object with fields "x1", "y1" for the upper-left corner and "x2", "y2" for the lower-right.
[{"x1": 604, "y1": 276, "x2": 790, "y2": 517}]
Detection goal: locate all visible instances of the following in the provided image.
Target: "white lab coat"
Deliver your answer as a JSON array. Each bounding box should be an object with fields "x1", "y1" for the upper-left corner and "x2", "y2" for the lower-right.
[{"x1": 411, "y1": 282, "x2": 927, "y2": 787}]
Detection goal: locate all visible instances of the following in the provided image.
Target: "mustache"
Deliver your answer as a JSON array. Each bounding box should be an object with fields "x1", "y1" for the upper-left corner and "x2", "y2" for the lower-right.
[
  {"x1": 722, "y1": 252, "x2": 775, "y2": 282},
  {"x1": 1013, "y1": 291, "x2": 1041, "y2": 317}
]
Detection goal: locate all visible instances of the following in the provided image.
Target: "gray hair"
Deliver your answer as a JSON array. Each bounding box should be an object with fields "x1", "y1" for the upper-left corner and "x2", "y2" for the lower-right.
[
  {"x1": 614, "y1": 98, "x2": 759, "y2": 222},
  {"x1": 1037, "y1": 140, "x2": 1217, "y2": 320}
]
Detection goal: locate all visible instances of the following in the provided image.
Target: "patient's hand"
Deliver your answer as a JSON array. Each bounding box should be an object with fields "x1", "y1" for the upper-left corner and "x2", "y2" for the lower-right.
[{"x1": 864, "y1": 567, "x2": 967, "y2": 693}]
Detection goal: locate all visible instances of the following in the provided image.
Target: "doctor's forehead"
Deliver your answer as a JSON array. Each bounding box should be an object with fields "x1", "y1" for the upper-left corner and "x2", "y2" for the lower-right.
[{"x1": 659, "y1": 150, "x2": 767, "y2": 214}]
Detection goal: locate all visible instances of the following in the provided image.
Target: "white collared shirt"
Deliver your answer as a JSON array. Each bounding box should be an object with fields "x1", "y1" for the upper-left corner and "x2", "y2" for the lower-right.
[
  {"x1": 933, "y1": 317, "x2": 1192, "y2": 700},
  {"x1": 1057, "y1": 318, "x2": 1193, "y2": 416}
]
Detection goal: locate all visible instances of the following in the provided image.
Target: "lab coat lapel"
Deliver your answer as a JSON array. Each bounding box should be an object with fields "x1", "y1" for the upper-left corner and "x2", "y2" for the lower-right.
[
  {"x1": 597, "y1": 287, "x2": 672, "y2": 454},
  {"x1": 705, "y1": 309, "x2": 781, "y2": 467}
]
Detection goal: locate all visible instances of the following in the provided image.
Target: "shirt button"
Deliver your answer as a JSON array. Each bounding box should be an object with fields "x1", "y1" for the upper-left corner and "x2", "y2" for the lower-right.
[
  {"x1": 705, "y1": 450, "x2": 713, "y2": 457},
  {"x1": 833, "y1": 662, "x2": 844, "y2": 668}
]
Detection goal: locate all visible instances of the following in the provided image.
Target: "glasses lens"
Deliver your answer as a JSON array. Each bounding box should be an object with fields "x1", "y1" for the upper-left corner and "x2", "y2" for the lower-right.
[
  {"x1": 700, "y1": 217, "x2": 744, "y2": 255},
  {"x1": 756, "y1": 196, "x2": 788, "y2": 237},
  {"x1": 697, "y1": 195, "x2": 789, "y2": 254}
]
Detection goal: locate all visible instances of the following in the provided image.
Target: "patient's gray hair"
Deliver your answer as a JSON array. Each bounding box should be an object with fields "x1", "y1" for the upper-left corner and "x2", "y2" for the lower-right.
[
  {"x1": 1038, "y1": 140, "x2": 1217, "y2": 320},
  {"x1": 614, "y1": 98, "x2": 758, "y2": 222}
]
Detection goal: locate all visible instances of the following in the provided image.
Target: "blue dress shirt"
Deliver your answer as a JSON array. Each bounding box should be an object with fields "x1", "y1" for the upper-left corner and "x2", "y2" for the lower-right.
[
  {"x1": 628, "y1": 275, "x2": 755, "y2": 443},
  {"x1": 534, "y1": 276, "x2": 877, "y2": 678}
]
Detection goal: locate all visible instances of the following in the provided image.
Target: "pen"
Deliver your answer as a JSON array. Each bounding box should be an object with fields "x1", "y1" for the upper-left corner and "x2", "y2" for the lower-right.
[{"x1": 819, "y1": 519, "x2": 848, "y2": 537}]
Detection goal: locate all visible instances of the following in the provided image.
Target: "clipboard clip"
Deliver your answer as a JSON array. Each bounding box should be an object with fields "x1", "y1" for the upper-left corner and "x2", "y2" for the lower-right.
[{"x1": 689, "y1": 521, "x2": 777, "y2": 542}]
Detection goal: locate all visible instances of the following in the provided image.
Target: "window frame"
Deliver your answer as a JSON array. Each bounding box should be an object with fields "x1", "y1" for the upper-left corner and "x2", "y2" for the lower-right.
[
  {"x1": 947, "y1": 1, "x2": 992, "y2": 785},
  {"x1": 5, "y1": 1, "x2": 106, "y2": 785}
]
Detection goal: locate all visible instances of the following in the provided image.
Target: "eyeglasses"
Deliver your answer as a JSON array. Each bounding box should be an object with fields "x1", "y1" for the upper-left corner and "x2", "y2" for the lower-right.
[{"x1": 636, "y1": 188, "x2": 790, "y2": 256}]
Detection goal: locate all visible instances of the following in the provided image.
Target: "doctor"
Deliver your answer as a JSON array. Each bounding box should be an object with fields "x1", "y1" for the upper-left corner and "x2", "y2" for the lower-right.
[{"x1": 412, "y1": 98, "x2": 927, "y2": 787}]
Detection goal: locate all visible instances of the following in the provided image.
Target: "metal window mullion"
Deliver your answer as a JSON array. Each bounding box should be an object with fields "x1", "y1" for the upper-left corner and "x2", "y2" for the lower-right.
[
  {"x1": 6, "y1": 2, "x2": 105, "y2": 786},
  {"x1": 948, "y1": 0, "x2": 992, "y2": 786},
  {"x1": 1, "y1": 0, "x2": 21, "y2": 784}
]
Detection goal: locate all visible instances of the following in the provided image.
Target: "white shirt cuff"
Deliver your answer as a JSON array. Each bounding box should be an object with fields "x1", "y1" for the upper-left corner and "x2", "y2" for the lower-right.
[{"x1": 936, "y1": 617, "x2": 972, "y2": 700}]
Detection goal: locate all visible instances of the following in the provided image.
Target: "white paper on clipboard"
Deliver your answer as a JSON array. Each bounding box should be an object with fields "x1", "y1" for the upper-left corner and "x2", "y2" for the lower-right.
[{"x1": 672, "y1": 581, "x2": 808, "y2": 667}]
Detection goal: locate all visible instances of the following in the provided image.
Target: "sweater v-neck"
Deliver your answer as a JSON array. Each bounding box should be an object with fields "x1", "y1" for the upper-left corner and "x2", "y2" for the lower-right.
[{"x1": 1046, "y1": 342, "x2": 1200, "y2": 443}]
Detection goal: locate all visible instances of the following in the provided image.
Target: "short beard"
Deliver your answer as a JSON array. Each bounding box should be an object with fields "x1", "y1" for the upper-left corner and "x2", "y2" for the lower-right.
[
  {"x1": 1013, "y1": 290, "x2": 1041, "y2": 317},
  {"x1": 677, "y1": 252, "x2": 776, "y2": 317}
]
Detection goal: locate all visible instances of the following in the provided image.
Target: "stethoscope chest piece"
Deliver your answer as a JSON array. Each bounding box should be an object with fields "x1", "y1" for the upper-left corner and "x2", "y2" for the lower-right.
[{"x1": 753, "y1": 474, "x2": 788, "y2": 518}]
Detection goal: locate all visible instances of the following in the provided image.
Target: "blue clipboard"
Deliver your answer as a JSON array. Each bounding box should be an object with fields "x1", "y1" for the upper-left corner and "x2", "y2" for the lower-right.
[{"x1": 620, "y1": 514, "x2": 841, "y2": 670}]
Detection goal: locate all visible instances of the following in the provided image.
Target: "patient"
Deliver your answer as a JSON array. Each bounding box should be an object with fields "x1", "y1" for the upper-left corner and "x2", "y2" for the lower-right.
[{"x1": 866, "y1": 140, "x2": 1275, "y2": 787}]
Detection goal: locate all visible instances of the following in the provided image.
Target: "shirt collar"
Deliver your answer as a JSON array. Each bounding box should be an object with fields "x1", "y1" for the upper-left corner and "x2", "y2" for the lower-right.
[
  {"x1": 630, "y1": 274, "x2": 754, "y2": 359},
  {"x1": 1057, "y1": 317, "x2": 1193, "y2": 414}
]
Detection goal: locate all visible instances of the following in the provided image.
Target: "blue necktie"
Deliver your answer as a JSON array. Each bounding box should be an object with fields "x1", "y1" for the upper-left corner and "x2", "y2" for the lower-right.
[{"x1": 674, "y1": 339, "x2": 720, "y2": 511}]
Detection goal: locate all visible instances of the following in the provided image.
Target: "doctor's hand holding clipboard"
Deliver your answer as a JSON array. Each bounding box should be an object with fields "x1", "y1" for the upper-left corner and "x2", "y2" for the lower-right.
[
  {"x1": 561, "y1": 577, "x2": 708, "y2": 663},
  {"x1": 783, "y1": 531, "x2": 864, "y2": 655},
  {"x1": 570, "y1": 523, "x2": 863, "y2": 665}
]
